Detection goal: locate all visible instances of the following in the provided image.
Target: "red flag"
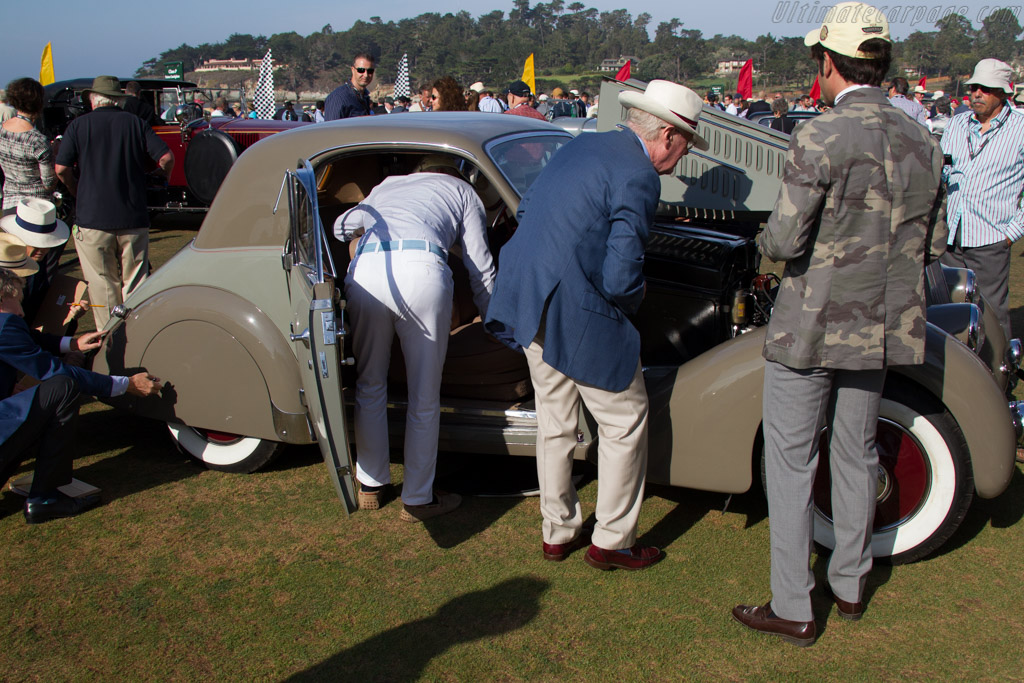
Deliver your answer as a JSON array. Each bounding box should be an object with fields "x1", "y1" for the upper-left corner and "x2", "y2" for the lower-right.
[
  {"x1": 809, "y1": 75, "x2": 821, "y2": 100},
  {"x1": 736, "y1": 59, "x2": 753, "y2": 99},
  {"x1": 614, "y1": 60, "x2": 631, "y2": 82},
  {"x1": 918, "y1": 76, "x2": 927, "y2": 89}
]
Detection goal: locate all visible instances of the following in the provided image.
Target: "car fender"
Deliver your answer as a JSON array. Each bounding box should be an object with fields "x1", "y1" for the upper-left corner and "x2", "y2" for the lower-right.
[
  {"x1": 647, "y1": 327, "x2": 766, "y2": 493},
  {"x1": 648, "y1": 323, "x2": 1015, "y2": 500},
  {"x1": 94, "y1": 285, "x2": 311, "y2": 443},
  {"x1": 892, "y1": 323, "x2": 1015, "y2": 499}
]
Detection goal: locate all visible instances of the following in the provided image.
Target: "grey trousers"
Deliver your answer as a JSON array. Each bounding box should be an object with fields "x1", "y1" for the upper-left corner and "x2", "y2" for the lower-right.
[
  {"x1": 940, "y1": 238, "x2": 1012, "y2": 340},
  {"x1": 763, "y1": 360, "x2": 885, "y2": 622}
]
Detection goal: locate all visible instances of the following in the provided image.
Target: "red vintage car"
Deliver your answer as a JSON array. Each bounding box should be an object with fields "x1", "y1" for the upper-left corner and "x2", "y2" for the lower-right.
[{"x1": 41, "y1": 78, "x2": 308, "y2": 213}]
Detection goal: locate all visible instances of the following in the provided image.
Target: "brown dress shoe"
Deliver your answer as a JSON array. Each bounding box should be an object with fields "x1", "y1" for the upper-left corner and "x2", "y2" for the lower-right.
[
  {"x1": 825, "y1": 585, "x2": 864, "y2": 621},
  {"x1": 542, "y1": 527, "x2": 593, "y2": 562},
  {"x1": 732, "y1": 603, "x2": 817, "y2": 647},
  {"x1": 583, "y1": 544, "x2": 664, "y2": 571},
  {"x1": 399, "y1": 491, "x2": 462, "y2": 523}
]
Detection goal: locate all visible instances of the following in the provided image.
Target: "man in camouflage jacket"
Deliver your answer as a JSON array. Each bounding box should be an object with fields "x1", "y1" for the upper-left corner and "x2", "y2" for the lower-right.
[{"x1": 733, "y1": 2, "x2": 947, "y2": 647}]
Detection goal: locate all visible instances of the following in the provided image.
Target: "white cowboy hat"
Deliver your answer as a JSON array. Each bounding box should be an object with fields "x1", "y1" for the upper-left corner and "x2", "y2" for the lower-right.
[
  {"x1": 469, "y1": 82, "x2": 485, "y2": 94},
  {"x1": 0, "y1": 198, "x2": 70, "y2": 248},
  {"x1": 913, "y1": 85, "x2": 927, "y2": 94},
  {"x1": 0, "y1": 234, "x2": 39, "y2": 278},
  {"x1": 618, "y1": 80, "x2": 710, "y2": 151}
]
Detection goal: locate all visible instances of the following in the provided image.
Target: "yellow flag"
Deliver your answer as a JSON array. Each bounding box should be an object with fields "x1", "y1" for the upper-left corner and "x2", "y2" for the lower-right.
[
  {"x1": 521, "y1": 53, "x2": 535, "y2": 96},
  {"x1": 39, "y1": 43, "x2": 55, "y2": 86}
]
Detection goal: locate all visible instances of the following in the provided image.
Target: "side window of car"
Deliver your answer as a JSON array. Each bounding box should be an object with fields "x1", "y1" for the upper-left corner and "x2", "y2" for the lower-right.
[{"x1": 284, "y1": 160, "x2": 334, "y2": 283}]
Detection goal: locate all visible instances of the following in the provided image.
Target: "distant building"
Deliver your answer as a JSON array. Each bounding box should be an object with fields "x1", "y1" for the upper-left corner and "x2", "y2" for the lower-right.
[
  {"x1": 715, "y1": 59, "x2": 749, "y2": 76},
  {"x1": 599, "y1": 56, "x2": 637, "y2": 72},
  {"x1": 194, "y1": 58, "x2": 288, "y2": 73}
]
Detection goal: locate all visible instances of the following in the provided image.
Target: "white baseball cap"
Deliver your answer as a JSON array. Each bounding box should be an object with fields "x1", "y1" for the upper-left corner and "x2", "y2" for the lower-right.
[{"x1": 804, "y1": 2, "x2": 891, "y2": 59}]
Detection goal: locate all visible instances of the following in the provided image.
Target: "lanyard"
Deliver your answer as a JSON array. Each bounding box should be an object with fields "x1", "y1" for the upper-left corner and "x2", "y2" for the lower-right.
[{"x1": 967, "y1": 115, "x2": 1004, "y2": 161}]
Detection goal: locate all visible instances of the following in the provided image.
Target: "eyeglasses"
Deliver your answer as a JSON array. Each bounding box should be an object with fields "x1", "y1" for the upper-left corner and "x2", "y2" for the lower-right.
[{"x1": 353, "y1": 67, "x2": 375, "y2": 75}]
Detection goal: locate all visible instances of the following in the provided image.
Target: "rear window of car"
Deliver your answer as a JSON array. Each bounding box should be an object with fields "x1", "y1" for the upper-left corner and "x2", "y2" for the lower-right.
[{"x1": 486, "y1": 134, "x2": 571, "y2": 197}]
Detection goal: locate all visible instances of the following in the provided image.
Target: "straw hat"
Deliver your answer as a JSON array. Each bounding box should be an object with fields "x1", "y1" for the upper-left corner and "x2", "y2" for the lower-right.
[
  {"x1": 618, "y1": 80, "x2": 710, "y2": 151},
  {"x1": 0, "y1": 198, "x2": 70, "y2": 248},
  {"x1": 0, "y1": 234, "x2": 39, "y2": 277}
]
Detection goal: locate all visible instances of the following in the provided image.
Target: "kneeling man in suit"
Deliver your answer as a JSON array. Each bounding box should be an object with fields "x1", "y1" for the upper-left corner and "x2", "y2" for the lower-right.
[
  {"x1": 0, "y1": 244, "x2": 162, "y2": 523},
  {"x1": 485, "y1": 80, "x2": 708, "y2": 570}
]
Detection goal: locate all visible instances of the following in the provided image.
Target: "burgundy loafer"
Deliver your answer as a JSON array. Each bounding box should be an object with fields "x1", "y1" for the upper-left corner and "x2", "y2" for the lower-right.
[
  {"x1": 583, "y1": 543, "x2": 664, "y2": 571},
  {"x1": 825, "y1": 585, "x2": 864, "y2": 621},
  {"x1": 542, "y1": 528, "x2": 593, "y2": 562},
  {"x1": 731, "y1": 603, "x2": 816, "y2": 647}
]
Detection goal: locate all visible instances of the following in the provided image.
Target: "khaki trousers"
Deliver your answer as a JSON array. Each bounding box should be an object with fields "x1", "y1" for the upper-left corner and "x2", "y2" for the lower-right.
[
  {"x1": 523, "y1": 341, "x2": 649, "y2": 550},
  {"x1": 73, "y1": 226, "x2": 149, "y2": 329}
]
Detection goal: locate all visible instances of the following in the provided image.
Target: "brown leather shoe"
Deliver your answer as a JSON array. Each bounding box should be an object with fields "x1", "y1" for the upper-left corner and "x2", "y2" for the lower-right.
[
  {"x1": 825, "y1": 585, "x2": 864, "y2": 621},
  {"x1": 583, "y1": 544, "x2": 664, "y2": 571},
  {"x1": 732, "y1": 603, "x2": 817, "y2": 647},
  {"x1": 399, "y1": 491, "x2": 461, "y2": 523},
  {"x1": 542, "y1": 527, "x2": 593, "y2": 562}
]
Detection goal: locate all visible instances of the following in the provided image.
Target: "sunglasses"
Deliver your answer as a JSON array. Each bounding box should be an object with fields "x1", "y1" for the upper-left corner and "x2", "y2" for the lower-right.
[
  {"x1": 967, "y1": 84, "x2": 1001, "y2": 95},
  {"x1": 353, "y1": 67, "x2": 375, "y2": 75}
]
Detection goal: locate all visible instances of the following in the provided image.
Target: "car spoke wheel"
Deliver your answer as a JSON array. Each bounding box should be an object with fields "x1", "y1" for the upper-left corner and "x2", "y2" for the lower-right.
[
  {"x1": 167, "y1": 424, "x2": 285, "y2": 473},
  {"x1": 811, "y1": 385, "x2": 972, "y2": 564}
]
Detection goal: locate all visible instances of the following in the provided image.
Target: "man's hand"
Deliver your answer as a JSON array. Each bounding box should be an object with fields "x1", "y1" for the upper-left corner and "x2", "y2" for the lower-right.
[
  {"x1": 126, "y1": 373, "x2": 161, "y2": 397},
  {"x1": 69, "y1": 300, "x2": 90, "y2": 320},
  {"x1": 71, "y1": 330, "x2": 107, "y2": 352}
]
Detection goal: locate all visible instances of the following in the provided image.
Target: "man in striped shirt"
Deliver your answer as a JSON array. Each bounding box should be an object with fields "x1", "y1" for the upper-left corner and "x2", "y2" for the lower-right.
[{"x1": 941, "y1": 58, "x2": 1024, "y2": 339}]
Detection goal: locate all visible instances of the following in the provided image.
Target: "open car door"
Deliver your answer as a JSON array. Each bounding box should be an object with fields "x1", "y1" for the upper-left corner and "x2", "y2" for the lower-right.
[{"x1": 281, "y1": 159, "x2": 358, "y2": 513}]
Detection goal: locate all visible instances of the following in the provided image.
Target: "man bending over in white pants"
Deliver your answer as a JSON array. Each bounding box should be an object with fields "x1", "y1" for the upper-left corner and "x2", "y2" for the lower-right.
[{"x1": 334, "y1": 156, "x2": 495, "y2": 522}]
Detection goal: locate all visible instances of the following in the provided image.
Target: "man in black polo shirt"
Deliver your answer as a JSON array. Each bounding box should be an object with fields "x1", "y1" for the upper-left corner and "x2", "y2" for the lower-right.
[
  {"x1": 324, "y1": 53, "x2": 374, "y2": 121},
  {"x1": 54, "y1": 76, "x2": 173, "y2": 329}
]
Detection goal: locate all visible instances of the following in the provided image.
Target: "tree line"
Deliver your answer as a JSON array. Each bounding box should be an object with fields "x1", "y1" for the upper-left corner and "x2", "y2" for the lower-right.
[{"x1": 136, "y1": 2, "x2": 1023, "y2": 94}]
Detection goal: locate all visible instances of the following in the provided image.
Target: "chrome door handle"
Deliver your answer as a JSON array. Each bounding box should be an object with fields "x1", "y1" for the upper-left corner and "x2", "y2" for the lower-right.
[{"x1": 290, "y1": 329, "x2": 310, "y2": 346}]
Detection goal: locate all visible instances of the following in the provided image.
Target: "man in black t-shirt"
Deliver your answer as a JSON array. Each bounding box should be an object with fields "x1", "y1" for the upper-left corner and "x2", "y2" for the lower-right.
[{"x1": 54, "y1": 76, "x2": 173, "y2": 329}]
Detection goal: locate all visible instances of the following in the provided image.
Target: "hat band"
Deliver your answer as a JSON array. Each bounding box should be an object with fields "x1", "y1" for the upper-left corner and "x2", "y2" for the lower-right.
[
  {"x1": 0, "y1": 256, "x2": 29, "y2": 269},
  {"x1": 16, "y1": 214, "x2": 57, "y2": 235},
  {"x1": 671, "y1": 109, "x2": 698, "y2": 128}
]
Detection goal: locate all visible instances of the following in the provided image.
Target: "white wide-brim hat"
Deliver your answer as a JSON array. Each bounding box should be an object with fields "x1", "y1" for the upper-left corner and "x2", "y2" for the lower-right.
[
  {"x1": 913, "y1": 85, "x2": 927, "y2": 94},
  {"x1": 618, "y1": 80, "x2": 710, "y2": 151},
  {"x1": 967, "y1": 58, "x2": 1014, "y2": 94},
  {"x1": 0, "y1": 234, "x2": 39, "y2": 278},
  {"x1": 0, "y1": 198, "x2": 70, "y2": 249},
  {"x1": 469, "y1": 81, "x2": 485, "y2": 94}
]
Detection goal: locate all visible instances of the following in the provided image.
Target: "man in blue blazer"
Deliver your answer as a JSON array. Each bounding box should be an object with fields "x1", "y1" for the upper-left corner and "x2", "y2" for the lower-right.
[
  {"x1": 485, "y1": 80, "x2": 709, "y2": 570},
  {"x1": 0, "y1": 253, "x2": 162, "y2": 523}
]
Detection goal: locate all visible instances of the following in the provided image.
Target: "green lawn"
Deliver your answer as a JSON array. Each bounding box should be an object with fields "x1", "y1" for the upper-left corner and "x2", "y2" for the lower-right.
[{"x1": 1, "y1": 221, "x2": 1022, "y2": 680}]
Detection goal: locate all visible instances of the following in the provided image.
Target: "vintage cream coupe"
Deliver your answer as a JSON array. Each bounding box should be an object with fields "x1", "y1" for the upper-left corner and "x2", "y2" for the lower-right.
[{"x1": 94, "y1": 88, "x2": 1023, "y2": 564}]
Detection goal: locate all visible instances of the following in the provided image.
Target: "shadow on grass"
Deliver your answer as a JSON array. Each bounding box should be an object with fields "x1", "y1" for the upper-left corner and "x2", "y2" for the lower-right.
[
  {"x1": 0, "y1": 400, "x2": 199, "y2": 521},
  {"x1": 285, "y1": 576, "x2": 549, "y2": 682},
  {"x1": 641, "y1": 484, "x2": 768, "y2": 551},
  {"x1": 929, "y1": 463, "x2": 1024, "y2": 560}
]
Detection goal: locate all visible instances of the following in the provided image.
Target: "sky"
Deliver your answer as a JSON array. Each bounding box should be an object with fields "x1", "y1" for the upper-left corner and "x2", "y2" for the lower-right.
[{"x1": 2, "y1": 0, "x2": 1018, "y2": 86}]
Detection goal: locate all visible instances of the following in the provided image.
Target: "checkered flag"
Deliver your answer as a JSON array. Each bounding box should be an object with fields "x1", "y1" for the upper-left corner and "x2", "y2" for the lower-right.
[
  {"x1": 394, "y1": 53, "x2": 410, "y2": 99},
  {"x1": 253, "y1": 48, "x2": 276, "y2": 120}
]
